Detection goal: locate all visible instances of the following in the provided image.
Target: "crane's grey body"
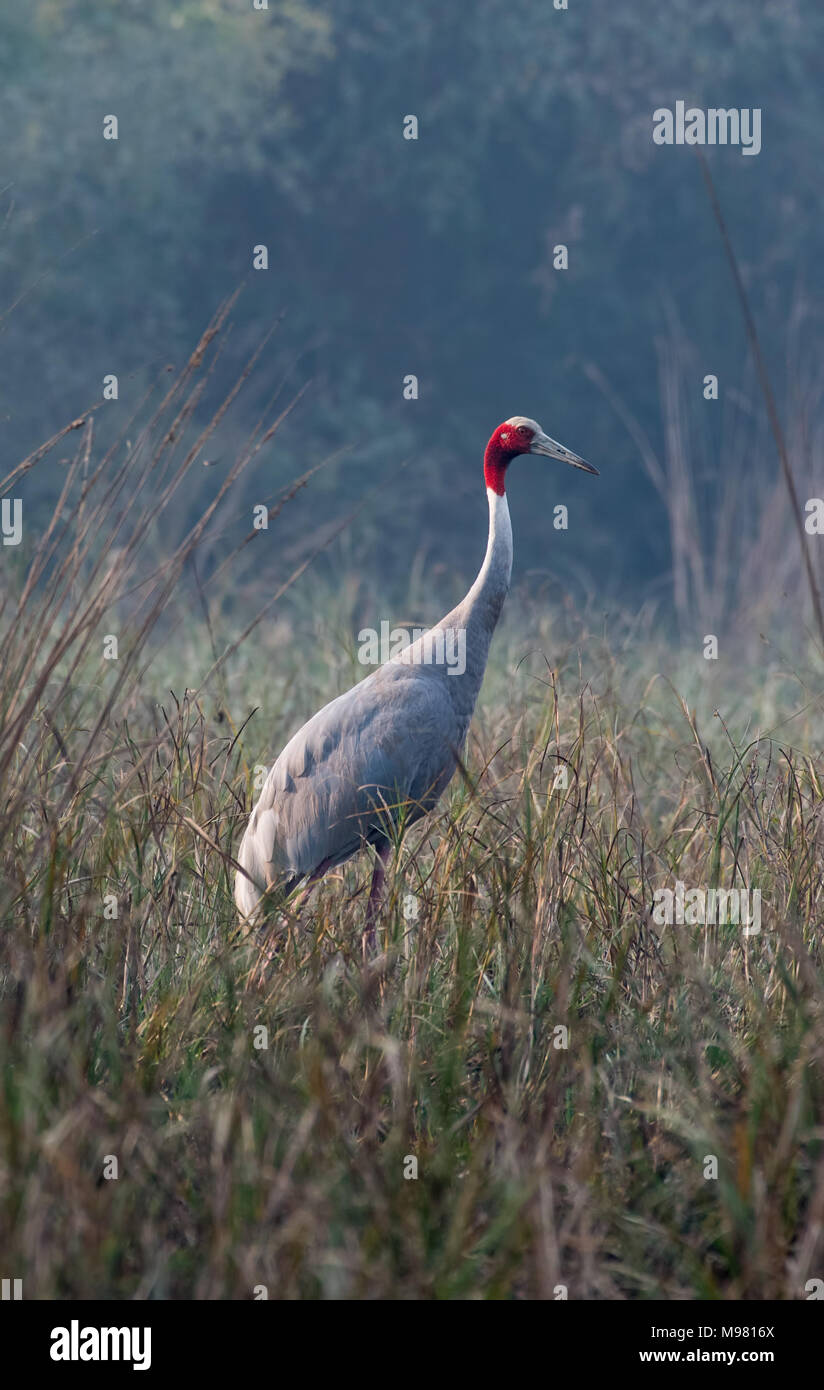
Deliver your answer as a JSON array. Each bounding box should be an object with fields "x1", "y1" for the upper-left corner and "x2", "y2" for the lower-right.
[
  {"x1": 235, "y1": 488, "x2": 512, "y2": 919},
  {"x1": 234, "y1": 416, "x2": 596, "y2": 924}
]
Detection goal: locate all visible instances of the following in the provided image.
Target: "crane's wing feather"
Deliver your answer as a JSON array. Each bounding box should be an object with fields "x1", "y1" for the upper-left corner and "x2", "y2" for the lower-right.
[{"x1": 241, "y1": 662, "x2": 466, "y2": 890}]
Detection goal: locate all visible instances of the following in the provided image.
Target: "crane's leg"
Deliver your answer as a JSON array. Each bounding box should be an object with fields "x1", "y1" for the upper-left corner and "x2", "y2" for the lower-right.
[
  {"x1": 295, "y1": 855, "x2": 335, "y2": 910},
  {"x1": 251, "y1": 858, "x2": 335, "y2": 985},
  {"x1": 363, "y1": 843, "x2": 392, "y2": 956}
]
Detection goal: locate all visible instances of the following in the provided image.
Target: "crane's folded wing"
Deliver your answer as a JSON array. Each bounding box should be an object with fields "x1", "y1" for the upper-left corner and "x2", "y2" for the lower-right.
[{"x1": 249, "y1": 662, "x2": 466, "y2": 880}]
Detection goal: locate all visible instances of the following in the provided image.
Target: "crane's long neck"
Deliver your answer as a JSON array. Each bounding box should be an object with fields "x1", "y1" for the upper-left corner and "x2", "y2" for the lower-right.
[
  {"x1": 460, "y1": 486, "x2": 513, "y2": 633},
  {"x1": 430, "y1": 485, "x2": 512, "y2": 723}
]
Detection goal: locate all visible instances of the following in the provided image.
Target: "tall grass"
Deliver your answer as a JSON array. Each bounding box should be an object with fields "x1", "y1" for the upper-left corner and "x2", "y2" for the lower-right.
[{"x1": 1, "y1": 314, "x2": 823, "y2": 1298}]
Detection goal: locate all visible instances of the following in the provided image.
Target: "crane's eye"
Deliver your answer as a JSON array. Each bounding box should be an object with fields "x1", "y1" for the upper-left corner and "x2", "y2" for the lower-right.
[{"x1": 518, "y1": 426, "x2": 530, "y2": 436}]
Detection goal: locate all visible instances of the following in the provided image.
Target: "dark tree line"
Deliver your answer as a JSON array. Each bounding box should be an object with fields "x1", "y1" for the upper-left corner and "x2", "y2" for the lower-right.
[{"x1": 2, "y1": 0, "x2": 821, "y2": 604}]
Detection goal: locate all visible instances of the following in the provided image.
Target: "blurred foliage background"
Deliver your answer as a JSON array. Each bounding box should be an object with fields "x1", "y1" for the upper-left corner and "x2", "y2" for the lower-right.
[{"x1": 2, "y1": 0, "x2": 822, "y2": 615}]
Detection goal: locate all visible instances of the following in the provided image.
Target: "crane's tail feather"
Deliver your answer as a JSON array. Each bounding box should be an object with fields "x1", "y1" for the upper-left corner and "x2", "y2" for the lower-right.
[{"x1": 234, "y1": 819, "x2": 305, "y2": 924}]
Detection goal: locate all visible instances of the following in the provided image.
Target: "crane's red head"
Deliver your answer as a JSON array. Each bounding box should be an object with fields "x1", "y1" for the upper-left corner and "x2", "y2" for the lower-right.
[{"x1": 484, "y1": 415, "x2": 598, "y2": 494}]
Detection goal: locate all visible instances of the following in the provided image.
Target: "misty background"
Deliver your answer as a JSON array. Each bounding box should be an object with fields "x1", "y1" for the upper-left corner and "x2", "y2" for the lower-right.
[{"x1": 2, "y1": 0, "x2": 822, "y2": 633}]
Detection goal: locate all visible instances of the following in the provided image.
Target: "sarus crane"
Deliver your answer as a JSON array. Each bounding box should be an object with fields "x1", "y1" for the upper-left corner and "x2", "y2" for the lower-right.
[{"x1": 235, "y1": 417, "x2": 598, "y2": 945}]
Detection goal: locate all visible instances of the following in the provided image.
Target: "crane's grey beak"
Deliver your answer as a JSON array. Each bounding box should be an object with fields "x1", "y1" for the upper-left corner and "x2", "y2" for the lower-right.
[{"x1": 530, "y1": 430, "x2": 599, "y2": 475}]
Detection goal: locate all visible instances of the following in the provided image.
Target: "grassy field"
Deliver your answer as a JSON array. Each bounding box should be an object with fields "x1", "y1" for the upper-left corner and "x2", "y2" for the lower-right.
[{"x1": 1, "y1": 327, "x2": 823, "y2": 1300}]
